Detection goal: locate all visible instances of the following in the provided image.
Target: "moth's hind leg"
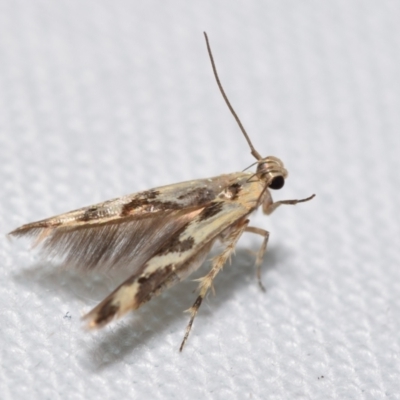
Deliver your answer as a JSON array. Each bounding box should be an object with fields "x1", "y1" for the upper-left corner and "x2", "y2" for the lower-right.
[
  {"x1": 179, "y1": 218, "x2": 249, "y2": 352},
  {"x1": 245, "y1": 226, "x2": 269, "y2": 291}
]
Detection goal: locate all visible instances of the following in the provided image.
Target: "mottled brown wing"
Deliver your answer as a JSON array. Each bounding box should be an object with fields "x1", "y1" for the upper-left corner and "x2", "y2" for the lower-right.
[
  {"x1": 8, "y1": 173, "x2": 248, "y2": 270},
  {"x1": 84, "y1": 176, "x2": 264, "y2": 328}
]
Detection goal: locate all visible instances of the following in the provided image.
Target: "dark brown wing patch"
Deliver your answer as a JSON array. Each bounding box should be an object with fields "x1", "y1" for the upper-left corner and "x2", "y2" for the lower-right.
[
  {"x1": 93, "y1": 297, "x2": 120, "y2": 327},
  {"x1": 227, "y1": 183, "x2": 242, "y2": 200},
  {"x1": 198, "y1": 201, "x2": 224, "y2": 221},
  {"x1": 157, "y1": 223, "x2": 195, "y2": 255},
  {"x1": 134, "y1": 264, "x2": 174, "y2": 305}
]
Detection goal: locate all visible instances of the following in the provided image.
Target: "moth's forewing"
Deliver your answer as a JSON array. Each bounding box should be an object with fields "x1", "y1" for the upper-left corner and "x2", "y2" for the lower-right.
[
  {"x1": 83, "y1": 175, "x2": 265, "y2": 327},
  {"x1": 9, "y1": 174, "x2": 241, "y2": 234},
  {"x1": 8, "y1": 173, "x2": 249, "y2": 271}
]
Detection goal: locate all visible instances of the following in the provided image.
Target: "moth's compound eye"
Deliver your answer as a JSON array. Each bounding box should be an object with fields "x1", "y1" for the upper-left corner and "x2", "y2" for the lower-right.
[{"x1": 269, "y1": 176, "x2": 285, "y2": 190}]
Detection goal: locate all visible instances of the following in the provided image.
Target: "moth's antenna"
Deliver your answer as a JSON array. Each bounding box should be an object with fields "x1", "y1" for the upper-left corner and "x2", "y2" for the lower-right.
[{"x1": 203, "y1": 32, "x2": 262, "y2": 161}]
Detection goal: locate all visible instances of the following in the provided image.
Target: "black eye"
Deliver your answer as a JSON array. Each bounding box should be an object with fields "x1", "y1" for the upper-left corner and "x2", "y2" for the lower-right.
[{"x1": 269, "y1": 176, "x2": 285, "y2": 190}]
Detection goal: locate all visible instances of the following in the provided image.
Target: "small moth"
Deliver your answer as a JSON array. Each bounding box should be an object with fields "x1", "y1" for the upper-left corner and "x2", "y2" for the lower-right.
[{"x1": 9, "y1": 32, "x2": 315, "y2": 351}]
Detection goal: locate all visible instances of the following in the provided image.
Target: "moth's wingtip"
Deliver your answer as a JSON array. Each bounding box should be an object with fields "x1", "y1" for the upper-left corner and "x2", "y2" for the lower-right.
[
  {"x1": 6, "y1": 230, "x2": 15, "y2": 238},
  {"x1": 81, "y1": 303, "x2": 119, "y2": 331},
  {"x1": 81, "y1": 312, "x2": 101, "y2": 331},
  {"x1": 84, "y1": 321, "x2": 99, "y2": 331},
  {"x1": 7, "y1": 227, "x2": 23, "y2": 237},
  {"x1": 6, "y1": 225, "x2": 49, "y2": 249},
  {"x1": 5, "y1": 231, "x2": 15, "y2": 243},
  {"x1": 6, "y1": 227, "x2": 32, "y2": 241},
  {"x1": 7, "y1": 223, "x2": 43, "y2": 237}
]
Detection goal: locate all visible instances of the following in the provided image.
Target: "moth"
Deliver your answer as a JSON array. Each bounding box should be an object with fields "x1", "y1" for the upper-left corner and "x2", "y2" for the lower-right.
[{"x1": 9, "y1": 32, "x2": 315, "y2": 351}]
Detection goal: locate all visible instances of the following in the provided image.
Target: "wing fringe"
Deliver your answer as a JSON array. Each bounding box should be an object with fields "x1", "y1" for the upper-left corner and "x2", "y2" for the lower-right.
[{"x1": 9, "y1": 210, "x2": 201, "y2": 271}]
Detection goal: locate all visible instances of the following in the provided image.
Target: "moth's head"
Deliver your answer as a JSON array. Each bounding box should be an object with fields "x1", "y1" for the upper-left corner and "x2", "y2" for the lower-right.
[{"x1": 256, "y1": 156, "x2": 288, "y2": 190}]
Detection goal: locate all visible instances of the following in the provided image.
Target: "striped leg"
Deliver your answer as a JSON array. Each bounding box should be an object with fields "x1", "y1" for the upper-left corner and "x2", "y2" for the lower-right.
[
  {"x1": 245, "y1": 226, "x2": 269, "y2": 291},
  {"x1": 179, "y1": 218, "x2": 249, "y2": 351}
]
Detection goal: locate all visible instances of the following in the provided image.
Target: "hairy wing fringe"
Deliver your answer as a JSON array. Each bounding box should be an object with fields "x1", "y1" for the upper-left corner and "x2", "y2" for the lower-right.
[{"x1": 11, "y1": 210, "x2": 201, "y2": 271}]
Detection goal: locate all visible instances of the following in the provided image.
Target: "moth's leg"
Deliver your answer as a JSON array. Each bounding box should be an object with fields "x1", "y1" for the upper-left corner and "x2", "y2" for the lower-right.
[
  {"x1": 263, "y1": 193, "x2": 315, "y2": 215},
  {"x1": 179, "y1": 218, "x2": 249, "y2": 352},
  {"x1": 245, "y1": 226, "x2": 269, "y2": 291}
]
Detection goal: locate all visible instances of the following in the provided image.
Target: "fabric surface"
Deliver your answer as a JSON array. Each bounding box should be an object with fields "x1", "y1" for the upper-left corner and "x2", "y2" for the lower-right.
[{"x1": 1, "y1": 1, "x2": 400, "y2": 399}]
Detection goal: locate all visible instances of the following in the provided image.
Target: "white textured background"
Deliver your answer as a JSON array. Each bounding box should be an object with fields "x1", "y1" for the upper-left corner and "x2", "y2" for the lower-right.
[{"x1": 1, "y1": 1, "x2": 400, "y2": 399}]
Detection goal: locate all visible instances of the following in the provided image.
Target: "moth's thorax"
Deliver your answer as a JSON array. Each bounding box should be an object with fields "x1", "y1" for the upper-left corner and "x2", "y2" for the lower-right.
[{"x1": 256, "y1": 156, "x2": 288, "y2": 190}]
